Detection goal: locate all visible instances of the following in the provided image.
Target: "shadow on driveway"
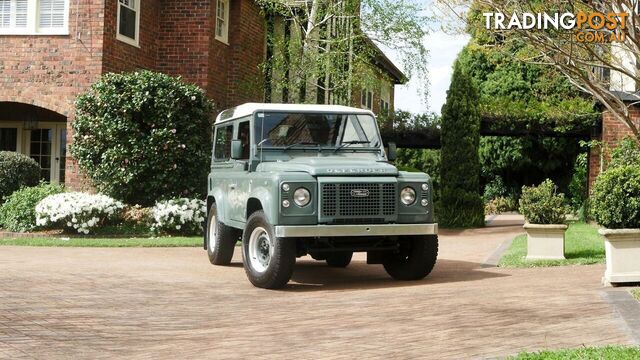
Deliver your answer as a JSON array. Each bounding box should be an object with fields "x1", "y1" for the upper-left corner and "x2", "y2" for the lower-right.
[{"x1": 278, "y1": 258, "x2": 509, "y2": 292}]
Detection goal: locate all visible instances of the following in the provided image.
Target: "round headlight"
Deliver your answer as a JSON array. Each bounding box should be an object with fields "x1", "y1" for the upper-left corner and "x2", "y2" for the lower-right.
[
  {"x1": 401, "y1": 187, "x2": 416, "y2": 205},
  {"x1": 293, "y1": 188, "x2": 311, "y2": 207}
]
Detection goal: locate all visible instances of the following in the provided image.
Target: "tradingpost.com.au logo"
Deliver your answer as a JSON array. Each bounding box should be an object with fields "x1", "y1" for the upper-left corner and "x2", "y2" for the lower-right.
[{"x1": 483, "y1": 11, "x2": 629, "y2": 43}]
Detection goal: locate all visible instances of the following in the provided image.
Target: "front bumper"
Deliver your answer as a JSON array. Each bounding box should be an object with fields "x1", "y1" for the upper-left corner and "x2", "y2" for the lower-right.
[{"x1": 274, "y1": 223, "x2": 438, "y2": 238}]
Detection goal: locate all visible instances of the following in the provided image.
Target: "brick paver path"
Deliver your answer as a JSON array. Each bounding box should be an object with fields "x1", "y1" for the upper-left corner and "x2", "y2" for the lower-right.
[{"x1": 0, "y1": 215, "x2": 635, "y2": 359}]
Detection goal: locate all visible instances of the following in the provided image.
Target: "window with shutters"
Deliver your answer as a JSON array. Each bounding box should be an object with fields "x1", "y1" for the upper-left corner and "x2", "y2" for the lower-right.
[
  {"x1": 0, "y1": 0, "x2": 68, "y2": 35},
  {"x1": 116, "y1": 0, "x2": 139, "y2": 47}
]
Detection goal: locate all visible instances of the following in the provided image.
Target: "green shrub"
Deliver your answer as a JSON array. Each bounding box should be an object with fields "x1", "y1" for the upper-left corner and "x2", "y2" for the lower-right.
[
  {"x1": 485, "y1": 196, "x2": 517, "y2": 215},
  {"x1": 519, "y1": 179, "x2": 567, "y2": 224},
  {"x1": 440, "y1": 61, "x2": 484, "y2": 228},
  {"x1": 609, "y1": 137, "x2": 640, "y2": 168},
  {"x1": 71, "y1": 71, "x2": 214, "y2": 206},
  {"x1": 591, "y1": 165, "x2": 640, "y2": 229},
  {"x1": 0, "y1": 183, "x2": 64, "y2": 232},
  {"x1": 483, "y1": 176, "x2": 508, "y2": 202},
  {"x1": 568, "y1": 153, "x2": 588, "y2": 209},
  {"x1": 0, "y1": 151, "x2": 40, "y2": 203}
]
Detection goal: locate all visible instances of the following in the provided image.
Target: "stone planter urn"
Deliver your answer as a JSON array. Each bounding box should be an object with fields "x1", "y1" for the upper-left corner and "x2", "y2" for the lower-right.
[
  {"x1": 599, "y1": 229, "x2": 640, "y2": 284},
  {"x1": 523, "y1": 224, "x2": 568, "y2": 260}
]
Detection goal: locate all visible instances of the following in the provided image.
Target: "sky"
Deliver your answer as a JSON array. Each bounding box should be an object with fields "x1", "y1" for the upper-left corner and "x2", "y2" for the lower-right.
[
  {"x1": 381, "y1": 0, "x2": 470, "y2": 114},
  {"x1": 390, "y1": 31, "x2": 470, "y2": 115}
]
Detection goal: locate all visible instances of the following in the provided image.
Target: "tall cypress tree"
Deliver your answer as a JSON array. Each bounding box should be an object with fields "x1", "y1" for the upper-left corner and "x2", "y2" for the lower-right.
[{"x1": 439, "y1": 61, "x2": 485, "y2": 228}]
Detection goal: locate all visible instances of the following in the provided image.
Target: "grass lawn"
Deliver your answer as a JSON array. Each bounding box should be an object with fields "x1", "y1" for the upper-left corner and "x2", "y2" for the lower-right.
[
  {"x1": 510, "y1": 346, "x2": 640, "y2": 359},
  {"x1": 500, "y1": 222, "x2": 604, "y2": 268},
  {"x1": 0, "y1": 236, "x2": 202, "y2": 247},
  {"x1": 632, "y1": 289, "x2": 640, "y2": 302}
]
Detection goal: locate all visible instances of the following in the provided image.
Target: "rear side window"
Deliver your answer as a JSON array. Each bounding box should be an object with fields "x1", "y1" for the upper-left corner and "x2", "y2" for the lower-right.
[{"x1": 214, "y1": 125, "x2": 233, "y2": 160}]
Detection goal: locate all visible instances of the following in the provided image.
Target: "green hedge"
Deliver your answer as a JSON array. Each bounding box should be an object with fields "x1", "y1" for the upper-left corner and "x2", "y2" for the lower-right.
[
  {"x1": 591, "y1": 165, "x2": 640, "y2": 229},
  {"x1": 0, "y1": 183, "x2": 64, "y2": 232},
  {"x1": 71, "y1": 71, "x2": 214, "y2": 206},
  {"x1": 439, "y1": 61, "x2": 484, "y2": 228},
  {"x1": 0, "y1": 151, "x2": 40, "y2": 203}
]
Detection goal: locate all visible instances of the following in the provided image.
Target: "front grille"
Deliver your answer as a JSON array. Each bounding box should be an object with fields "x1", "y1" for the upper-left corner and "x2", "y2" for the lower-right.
[{"x1": 321, "y1": 183, "x2": 396, "y2": 219}]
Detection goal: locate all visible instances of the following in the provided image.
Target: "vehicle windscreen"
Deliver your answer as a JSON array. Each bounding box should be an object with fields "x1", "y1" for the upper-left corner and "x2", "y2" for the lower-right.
[{"x1": 255, "y1": 112, "x2": 380, "y2": 150}]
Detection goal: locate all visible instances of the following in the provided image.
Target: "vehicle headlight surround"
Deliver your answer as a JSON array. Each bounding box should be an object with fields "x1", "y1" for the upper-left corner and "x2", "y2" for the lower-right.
[
  {"x1": 293, "y1": 187, "x2": 311, "y2": 207},
  {"x1": 400, "y1": 187, "x2": 416, "y2": 206}
]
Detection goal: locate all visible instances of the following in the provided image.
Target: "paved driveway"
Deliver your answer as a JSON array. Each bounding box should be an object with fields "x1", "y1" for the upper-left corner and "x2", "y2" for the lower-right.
[{"x1": 0, "y1": 215, "x2": 635, "y2": 359}]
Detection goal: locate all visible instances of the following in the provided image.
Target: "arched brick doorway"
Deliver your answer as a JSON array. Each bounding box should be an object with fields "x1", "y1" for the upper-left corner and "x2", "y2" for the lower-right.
[{"x1": 0, "y1": 102, "x2": 68, "y2": 184}]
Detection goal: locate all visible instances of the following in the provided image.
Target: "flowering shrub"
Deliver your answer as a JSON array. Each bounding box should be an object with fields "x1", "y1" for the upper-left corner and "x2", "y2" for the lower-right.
[
  {"x1": 71, "y1": 71, "x2": 214, "y2": 206},
  {"x1": 0, "y1": 183, "x2": 64, "y2": 232},
  {"x1": 35, "y1": 193, "x2": 124, "y2": 234},
  {"x1": 151, "y1": 198, "x2": 206, "y2": 235}
]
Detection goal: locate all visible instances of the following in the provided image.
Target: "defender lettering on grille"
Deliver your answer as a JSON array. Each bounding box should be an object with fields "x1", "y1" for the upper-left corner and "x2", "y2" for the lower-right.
[{"x1": 351, "y1": 189, "x2": 370, "y2": 197}]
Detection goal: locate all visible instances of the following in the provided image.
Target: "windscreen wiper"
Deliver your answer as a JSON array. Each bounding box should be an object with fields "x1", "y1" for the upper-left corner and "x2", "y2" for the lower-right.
[
  {"x1": 284, "y1": 142, "x2": 320, "y2": 151},
  {"x1": 334, "y1": 140, "x2": 370, "y2": 152}
]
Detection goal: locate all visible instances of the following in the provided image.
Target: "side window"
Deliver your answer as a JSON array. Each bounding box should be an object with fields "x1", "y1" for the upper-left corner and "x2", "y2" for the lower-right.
[
  {"x1": 214, "y1": 125, "x2": 233, "y2": 160},
  {"x1": 117, "y1": 0, "x2": 140, "y2": 46},
  {"x1": 215, "y1": 0, "x2": 229, "y2": 44},
  {"x1": 237, "y1": 121, "x2": 250, "y2": 160}
]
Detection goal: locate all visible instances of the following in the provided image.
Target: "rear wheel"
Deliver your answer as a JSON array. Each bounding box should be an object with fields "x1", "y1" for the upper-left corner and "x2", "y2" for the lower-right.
[
  {"x1": 206, "y1": 204, "x2": 239, "y2": 265},
  {"x1": 242, "y1": 211, "x2": 296, "y2": 289},
  {"x1": 383, "y1": 235, "x2": 438, "y2": 280},
  {"x1": 325, "y1": 252, "x2": 353, "y2": 268}
]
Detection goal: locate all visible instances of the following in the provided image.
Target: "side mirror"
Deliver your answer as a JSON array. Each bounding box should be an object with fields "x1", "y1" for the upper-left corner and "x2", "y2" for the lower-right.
[
  {"x1": 230, "y1": 139, "x2": 243, "y2": 160},
  {"x1": 387, "y1": 142, "x2": 397, "y2": 161}
]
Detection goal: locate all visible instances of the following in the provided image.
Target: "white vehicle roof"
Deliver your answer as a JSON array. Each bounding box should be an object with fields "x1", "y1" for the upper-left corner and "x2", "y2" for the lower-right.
[{"x1": 215, "y1": 103, "x2": 375, "y2": 124}]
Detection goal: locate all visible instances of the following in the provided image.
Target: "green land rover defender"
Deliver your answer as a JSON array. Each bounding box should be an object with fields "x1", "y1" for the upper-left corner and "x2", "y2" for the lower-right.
[{"x1": 205, "y1": 103, "x2": 438, "y2": 289}]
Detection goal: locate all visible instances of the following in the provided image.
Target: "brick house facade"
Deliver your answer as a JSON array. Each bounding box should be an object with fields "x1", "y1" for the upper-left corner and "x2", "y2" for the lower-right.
[
  {"x1": 588, "y1": 106, "x2": 640, "y2": 189},
  {"x1": 0, "y1": 0, "x2": 403, "y2": 189}
]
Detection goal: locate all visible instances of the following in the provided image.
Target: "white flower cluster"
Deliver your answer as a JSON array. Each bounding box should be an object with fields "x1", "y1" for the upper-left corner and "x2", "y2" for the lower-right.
[
  {"x1": 151, "y1": 198, "x2": 206, "y2": 234},
  {"x1": 36, "y1": 192, "x2": 124, "y2": 234}
]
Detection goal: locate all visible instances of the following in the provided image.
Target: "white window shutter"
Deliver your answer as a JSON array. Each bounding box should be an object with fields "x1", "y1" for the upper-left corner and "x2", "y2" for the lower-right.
[
  {"x1": 39, "y1": 0, "x2": 65, "y2": 28},
  {"x1": 15, "y1": 0, "x2": 28, "y2": 27},
  {"x1": 0, "y1": 1, "x2": 10, "y2": 28}
]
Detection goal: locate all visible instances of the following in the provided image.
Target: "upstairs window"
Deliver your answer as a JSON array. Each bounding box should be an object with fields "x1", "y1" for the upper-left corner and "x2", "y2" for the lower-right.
[
  {"x1": 215, "y1": 0, "x2": 229, "y2": 44},
  {"x1": 380, "y1": 85, "x2": 391, "y2": 114},
  {"x1": 0, "y1": 0, "x2": 68, "y2": 35},
  {"x1": 117, "y1": 0, "x2": 139, "y2": 47},
  {"x1": 360, "y1": 88, "x2": 373, "y2": 110}
]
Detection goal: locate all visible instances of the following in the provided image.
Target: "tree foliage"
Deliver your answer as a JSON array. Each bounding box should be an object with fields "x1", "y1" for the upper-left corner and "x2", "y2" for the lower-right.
[
  {"x1": 72, "y1": 71, "x2": 214, "y2": 206},
  {"x1": 257, "y1": 0, "x2": 429, "y2": 104},
  {"x1": 439, "y1": 61, "x2": 485, "y2": 227},
  {"x1": 442, "y1": 0, "x2": 639, "y2": 139}
]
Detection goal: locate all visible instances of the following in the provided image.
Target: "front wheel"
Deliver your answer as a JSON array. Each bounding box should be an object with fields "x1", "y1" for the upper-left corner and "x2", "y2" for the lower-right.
[
  {"x1": 383, "y1": 235, "x2": 438, "y2": 281},
  {"x1": 242, "y1": 211, "x2": 296, "y2": 289}
]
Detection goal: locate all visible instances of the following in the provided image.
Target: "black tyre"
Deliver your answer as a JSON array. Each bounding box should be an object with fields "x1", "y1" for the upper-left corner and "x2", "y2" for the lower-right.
[
  {"x1": 206, "y1": 204, "x2": 239, "y2": 265},
  {"x1": 383, "y1": 235, "x2": 438, "y2": 280},
  {"x1": 325, "y1": 252, "x2": 353, "y2": 268},
  {"x1": 242, "y1": 210, "x2": 296, "y2": 289}
]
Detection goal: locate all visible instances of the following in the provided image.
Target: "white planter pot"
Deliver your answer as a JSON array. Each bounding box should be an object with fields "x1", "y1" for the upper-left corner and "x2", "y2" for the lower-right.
[
  {"x1": 599, "y1": 228, "x2": 640, "y2": 284},
  {"x1": 523, "y1": 224, "x2": 568, "y2": 260}
]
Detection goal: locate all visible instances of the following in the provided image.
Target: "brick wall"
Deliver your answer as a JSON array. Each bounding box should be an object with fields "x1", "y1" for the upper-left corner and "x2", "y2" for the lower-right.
[
  {"x1": 588, "y1": 108, "x2": 640, "y2": 189},
  {"x1": 226, "y1": 0, "x2": 265, "y2": 107},
  {"x1": 158, "y1": 1, "x2": 210, "y2": 89},
  {"x1": 102, "y1": 1, "x2": 160, "y2": 74},
  {"x1": 0, "y1": 0, "x2": 104, "y2": 189}
]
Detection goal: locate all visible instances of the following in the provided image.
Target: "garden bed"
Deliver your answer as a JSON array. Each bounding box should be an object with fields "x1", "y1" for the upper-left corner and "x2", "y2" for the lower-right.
[
  {"x1": 509, "y1": 346, "x2": 640, "y2": 359},
  {"x1": 499, "y1": 222, "x2": 604, "y2": 268}
]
